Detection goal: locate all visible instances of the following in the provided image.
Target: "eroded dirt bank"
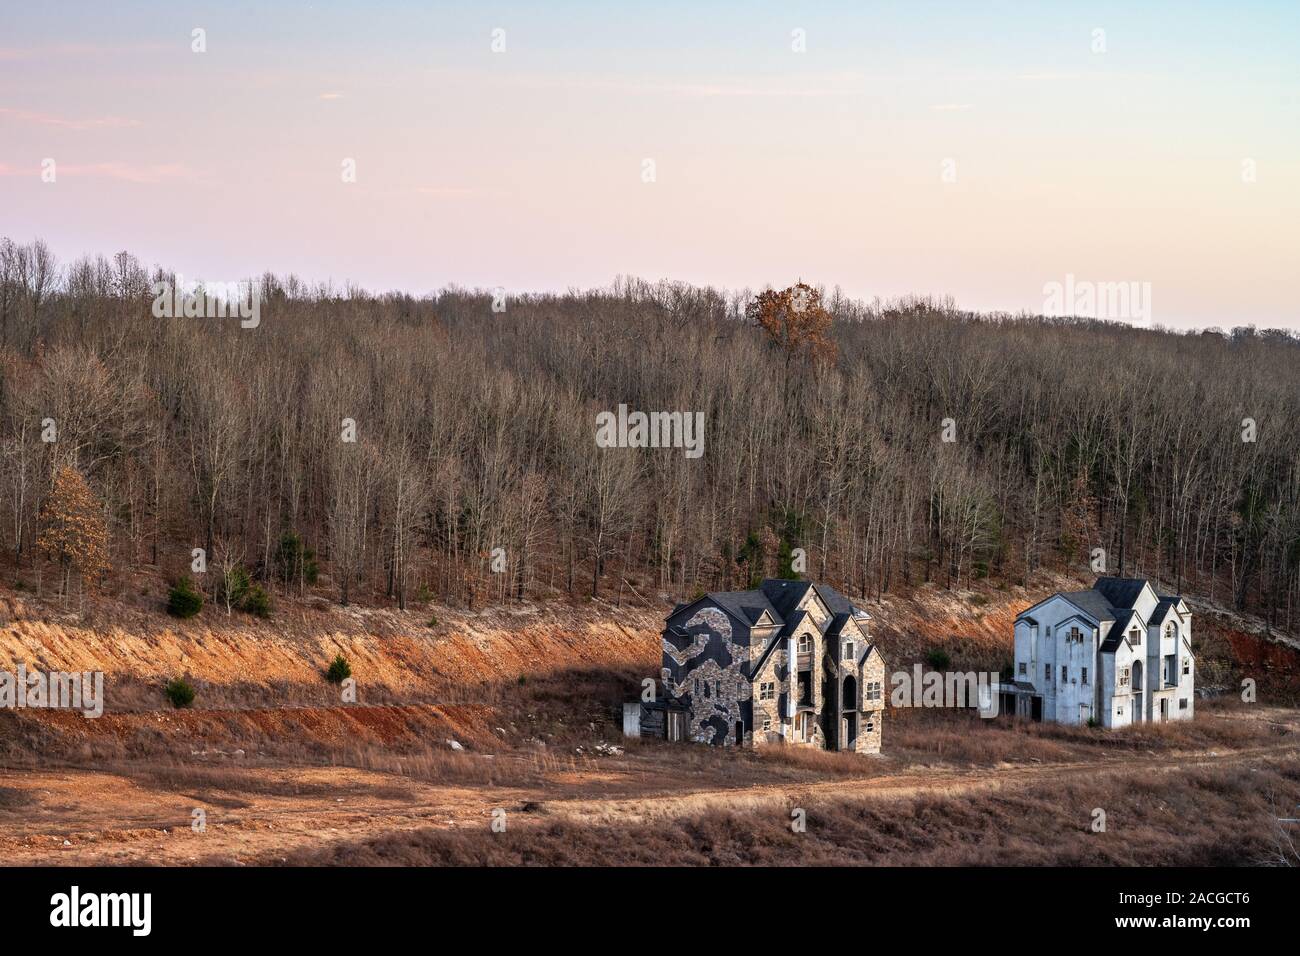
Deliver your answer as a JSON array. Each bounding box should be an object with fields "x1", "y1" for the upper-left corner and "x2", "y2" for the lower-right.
[{"x1": 0, "y1": 593, "x2": 661, "y2": 703}]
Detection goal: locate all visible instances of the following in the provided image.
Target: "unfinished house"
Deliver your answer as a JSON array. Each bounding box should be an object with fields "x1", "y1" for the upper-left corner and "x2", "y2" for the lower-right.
[
  {"x1": 1005, "y1": 577, "x2": 1194, "y2": 728},
  {"x1": 628, "y1": 579, "x2": 885, "y2": 754}
]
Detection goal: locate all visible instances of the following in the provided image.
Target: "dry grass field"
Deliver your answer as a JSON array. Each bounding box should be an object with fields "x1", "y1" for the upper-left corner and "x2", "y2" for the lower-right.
[{"x1": 1, "y1": 698, "x2": 1297, "y2": 866}]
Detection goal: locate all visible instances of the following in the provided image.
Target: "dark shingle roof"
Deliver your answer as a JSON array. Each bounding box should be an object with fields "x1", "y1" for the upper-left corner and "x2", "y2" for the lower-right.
[
  {"x1": 760, "y1": 578, "x2": 861, "y2": 620},
  {"x1": 825, "y1": 612, "x2": 851, "y2": 639},
  {"x1": 1100, "y1": 608, "x2": 1138, "y2": 652},
  {"x1": 758, "y1": 580, "x2": 812, "y2": 619},
  {"x1": 705, "y1": 589, "x2": 783, "y2": 628},
  {"x1": 680, "y1": 579, "x2": 867, "y2": 643},
  {"x1": 1091, "y1": 577, "x2": 1150, "y2": 610},
  {"x1": 777, "y1": 608, "x2": 807, "y2": 638},
  {"x1": 1149, "y1": 599, "x2": 1177, "y2": 626},
  {"x1": 1061, "y1": 590, "x2": 1116, "y2": 623}
]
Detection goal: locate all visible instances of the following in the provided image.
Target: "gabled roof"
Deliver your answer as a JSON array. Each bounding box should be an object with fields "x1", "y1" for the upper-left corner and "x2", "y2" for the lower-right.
[
  {"x1": 702, "y1": 589, "x2": 784, "y2": 629},
  {"x1": 759, "y1": 579, "x2": 814, "y2": 620},
  {"x1": 759, "y1": 578, "x2": 865, "y2": 623},
  {"x1": 825, "y1": 612, "x2": 852, "y2": 640},
  {"x1": 1149, "y1": 599, "x2": 1176, "y2": 626},
  {"x1": 1060, "y1": 590, "x2": 1116, "y2": 623},
  {"x1": 1091, "y1": 577, "x2": 1151, "y2": 610},
  {"x1": 777, "y1": 608, "x2": 807, "y2": 638},
  {"x1": 1100, "y1": 607, "x2": 1144, "y2": 652},
  {"x1": 669, "y1": 579, "x2": 869, "y2": 648}
]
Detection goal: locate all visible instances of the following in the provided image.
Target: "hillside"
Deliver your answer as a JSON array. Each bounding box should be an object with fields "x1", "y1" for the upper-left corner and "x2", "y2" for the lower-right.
[{"x1": 4, "y1": 243, "x2": 1300, "y2": 640}]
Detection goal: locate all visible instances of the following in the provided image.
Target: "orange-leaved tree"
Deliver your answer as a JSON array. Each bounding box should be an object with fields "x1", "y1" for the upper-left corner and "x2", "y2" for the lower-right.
[
  {"x1": 37, "y1": 465, "x2": 110, "y2": 601},
  {"x1": 745, "y1": 282, "x2": 837, "y2": 403}
]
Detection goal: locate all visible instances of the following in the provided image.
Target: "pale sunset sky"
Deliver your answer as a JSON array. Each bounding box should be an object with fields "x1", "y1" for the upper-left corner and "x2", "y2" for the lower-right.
[{"x1": 1, "y1": 1, "x2": 1297, "y2": 327}]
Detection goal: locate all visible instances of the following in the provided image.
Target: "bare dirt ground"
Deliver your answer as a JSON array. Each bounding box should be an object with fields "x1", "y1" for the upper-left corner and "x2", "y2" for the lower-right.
[{"x1": 2, "y1": 703, "x2": 1296, "y2": 866}]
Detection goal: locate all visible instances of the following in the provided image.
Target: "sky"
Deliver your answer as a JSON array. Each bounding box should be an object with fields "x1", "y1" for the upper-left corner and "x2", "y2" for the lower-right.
[{"x1": 1, "y1": 1, "x2": 1298, "y2": 328}]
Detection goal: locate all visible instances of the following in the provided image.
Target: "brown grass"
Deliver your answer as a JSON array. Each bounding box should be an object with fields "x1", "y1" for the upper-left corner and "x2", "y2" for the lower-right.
[{"x1": 253, "y1": 757, "x2": 1300, "y2": 867}]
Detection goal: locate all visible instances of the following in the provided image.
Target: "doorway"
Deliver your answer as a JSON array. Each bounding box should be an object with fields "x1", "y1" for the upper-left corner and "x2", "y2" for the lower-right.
[
  {"x1": 794, "y1": 712, "x2": 809, "y2": 742},
  {"x1": 667, "y1": 712, "x2": 684, "y2": 742}
]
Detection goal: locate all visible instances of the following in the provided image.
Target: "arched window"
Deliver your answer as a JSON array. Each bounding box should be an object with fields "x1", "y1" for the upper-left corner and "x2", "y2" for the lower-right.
[
  {"x1": 797, "y1": 634, "x2": 813, "y2": 654},
  {"x1": 843, "y1": 675, "x2": 858, "y2": 709}
]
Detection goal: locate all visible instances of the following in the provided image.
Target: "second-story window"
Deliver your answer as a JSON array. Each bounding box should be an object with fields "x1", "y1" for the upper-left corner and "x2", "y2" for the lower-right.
[
  {"x1": 843, "y1": 641, "x2": 854, "y2": 661},
  {"x1": 798, "y1": 634, "x2": 812, "y2": 654},
  {"x1": 1069, "y1": 626, "x2": 1081, "y2": 643},
  {"x1": 1060, "y1": 665, "x2": 1068, "y2": 683},
  {"x1": 1081, "y1": 667, "x2": 1088, "y2": 685},
  {"x1": 759, "y1": 681, "x2": 775, "y2": 701},
  {"x1": 1018, "y1": 662, "x2": 1027, "y2": 675},
  {"x1": 1044, "y1": 663, "x2": 1051, "y2": 681}
]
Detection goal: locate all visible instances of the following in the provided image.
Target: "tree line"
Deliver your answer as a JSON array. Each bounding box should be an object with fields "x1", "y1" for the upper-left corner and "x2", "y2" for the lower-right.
[{"x1": 2, "y1": 237, "x2": 1299, "y2": 631}]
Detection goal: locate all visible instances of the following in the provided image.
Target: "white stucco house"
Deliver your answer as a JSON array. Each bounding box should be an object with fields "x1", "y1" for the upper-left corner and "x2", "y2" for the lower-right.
[{"x1": 1002, "y1": 577, "x2": 1194, "y2": 728}]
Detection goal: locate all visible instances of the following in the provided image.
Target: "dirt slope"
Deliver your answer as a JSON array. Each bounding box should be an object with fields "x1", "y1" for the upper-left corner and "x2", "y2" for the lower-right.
[{"x1": 0, "y1": 592, "x2": 660, "y2": 697}]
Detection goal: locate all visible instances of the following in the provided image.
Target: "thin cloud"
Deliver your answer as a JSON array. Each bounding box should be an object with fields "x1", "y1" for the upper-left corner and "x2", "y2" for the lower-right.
[
  {"x1": 1017, "y1": 72, "x2": 1081, "y2": 81},
  {"x1": 414, "y1": 186, "x2": 509, "y2": 199},
  {"x1": 319, "y1": 92, "x2": 344, "y2": 100},
  {"x1": 0, "y1": 42, "x2": 169, "y2": 62},
  {"x1": 416, "y1": 186, "x2": 475, "y2": 197},
  {"x1": 0, "y1": 107, "x2": 142, "y2": 130},
  {"x1": 462, "y1": 71, "x2": 867, "y2": 99},
  {"x1": 930, "y1": 103, "x2": 974, "y2": 111},
  {"x1": 0, "y1": 162, "x2": 195, "y2": 183}
]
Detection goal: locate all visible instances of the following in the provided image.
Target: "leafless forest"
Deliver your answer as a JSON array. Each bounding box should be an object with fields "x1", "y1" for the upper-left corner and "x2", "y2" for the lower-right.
[{"x1": 2, "y1": 238, "x2": 1298, "y2": 628}]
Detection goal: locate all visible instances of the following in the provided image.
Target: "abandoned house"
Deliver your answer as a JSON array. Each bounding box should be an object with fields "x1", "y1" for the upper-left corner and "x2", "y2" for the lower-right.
[
  {"x1": 1004, "y1": 577, "x2": 1194, "y2": 728},
  {"x1": 625, "y1": 579, "x2": 885, "y2": 754}
]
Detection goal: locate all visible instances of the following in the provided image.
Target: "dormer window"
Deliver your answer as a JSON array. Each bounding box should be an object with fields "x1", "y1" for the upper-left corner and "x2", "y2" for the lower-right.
[{"x1": 797, "y1": 634, "x2": 812, "y2": 654}]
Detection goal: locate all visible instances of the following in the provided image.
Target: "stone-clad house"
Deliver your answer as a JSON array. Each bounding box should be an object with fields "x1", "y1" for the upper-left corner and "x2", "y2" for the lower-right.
[
  {"x1": 630, "y1": 579, "x2": 885, "y2": 754},
  {"x1": 1006, "y1": 577, "x2": 1194, "y2": 728}
]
